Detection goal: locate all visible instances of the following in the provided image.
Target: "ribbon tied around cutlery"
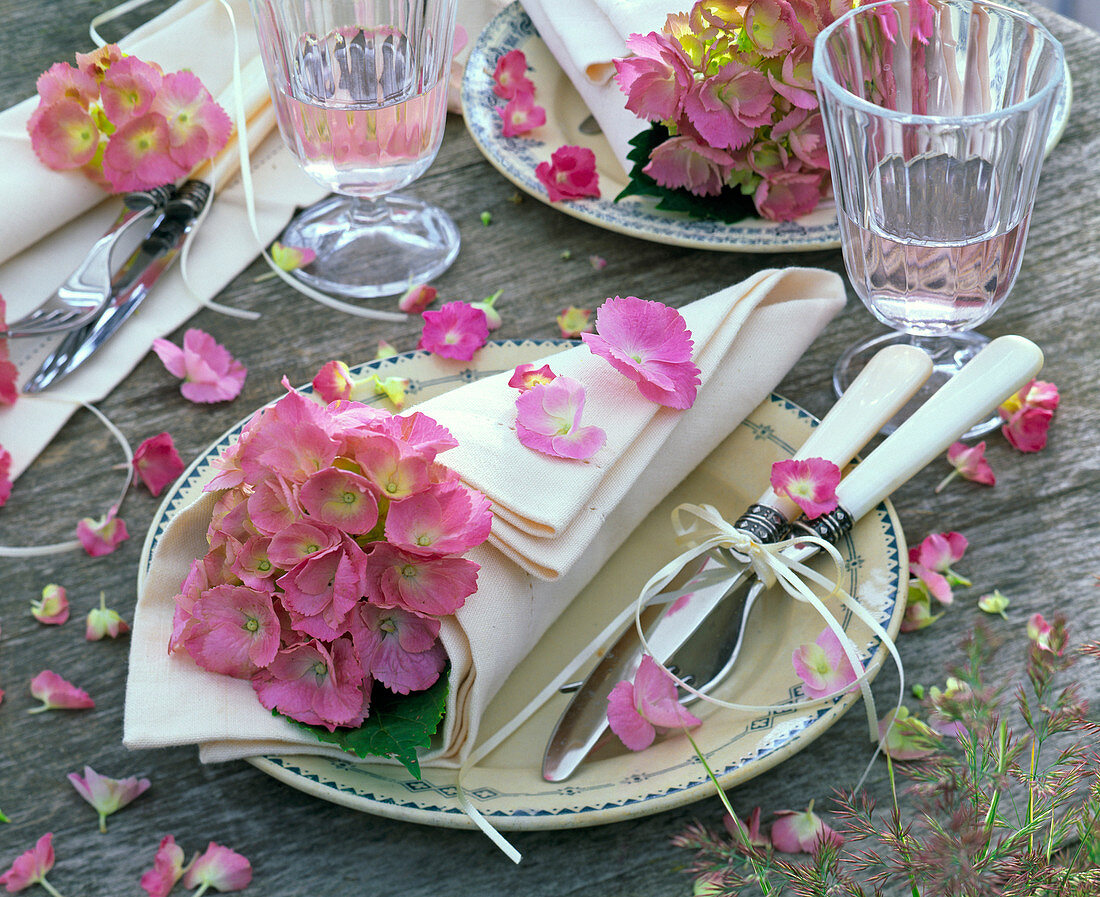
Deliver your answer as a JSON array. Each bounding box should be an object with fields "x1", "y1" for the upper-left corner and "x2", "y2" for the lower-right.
[{"x1": 632, "y1": 502, "x2": 906, "y2": 751}]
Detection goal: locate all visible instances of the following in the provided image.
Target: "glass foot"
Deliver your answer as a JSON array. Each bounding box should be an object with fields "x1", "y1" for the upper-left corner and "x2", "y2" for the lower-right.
[
  {"x1": 280, "y1": 193, "x2": 460, "y2": 299},
  {"x1": 834, "y1": 330, "x2": 1003, "y2": 439}
]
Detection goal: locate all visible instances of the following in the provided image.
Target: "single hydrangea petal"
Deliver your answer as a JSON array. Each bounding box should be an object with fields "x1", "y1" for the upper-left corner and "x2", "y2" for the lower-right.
[
  {"x1": 535, "y1": 145, "x2": 600, "y2": 202},
  {"x1": 29, "y1": 670, "x2": 95, "y2": 712},
  {"x1": 85, "y1": 593, "x2": 130, "y2": 641},
  {"x1": 76, "y1": 504, "x2": 129, "y2": 557},
  {"x1": 492, "y1": 49, "x2": 534, "y2": 100},
  {"x1": 67, "y1": 765, "x2": 150, "y2": 832},
  {"x1": 140, "y1": 835, "x2": 186, "y2": 897},
  {"x1": 418, "y1": 301, "x2": 489, "y2": 361},
  {"x1": 606, "y1": 654, "x2": 701, "y2": 751},
  {"x1": 936, "y1": 440, "x2": 995, "y2": 493},
  {"x1": 507, "y1": 363, "x2": 556, "y2": 392},
  {"x1": 181, "y1": 842, "x2": 252, "y2": 893},
  {"x1": 769, "y1": 457, "x2": 841, "y2": 518},
  {"x1": 0, "y1": 833, "x2": 56, "y2": 892},
  {"x1": 270, "y1": 241, "x2": 317, "y2": 272},
  {"x1": 771, "y1": 801, "x2": 843, "y2": 854},
  {"x1": 791, "y1": 627, "x2": 860, "y2": 699},
  {"x1": 556, "y1": 305, "x2": 592, "y2": 338},
  {"x1": 132, "y1": 432, "x2": 184, "y2": 496},
  {"x1": 398, "y1": 282, "x2": 438, "y2": 314},
  {"x1": 152, "y1": 329, "x2": 246, "y2": 403}
]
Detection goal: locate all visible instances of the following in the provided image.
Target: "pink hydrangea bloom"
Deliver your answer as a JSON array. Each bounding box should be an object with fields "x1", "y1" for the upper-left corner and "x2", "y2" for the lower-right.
[
  {"x1": 492, "y1": 49, "x2": 534, "y2": 100},
  {"x1": 606, "y1": 654, "x2": 702, "y2": 751},
  {"x1": 182, "y1": 585, "x2": 279, "y2": 677},
  {"x1": 0, "y1": 833, "x2": 57, "y2": 893},
  {"x1": 29, "y1": 669, "x2": 95, "y2": 712},
  {"x1": 252, "y1": 637, "x2": 368, "y2": 731},
  {"x1": 908, "y1": 531, "x2": 969, "y2": 606},
  {"x1": 365, "y1": 543, "x2": 479, "y2": 617},
  {"x1": 535, "y1": 145, "x2": 600, "y2": 202},
  {"x1": 998, "y1": 378, "x2": 1059, "y2": 452},
  {"x1": 742, "y1": 0, "x2": 802, "y2": 57},
  {"x1": 132, "y1": 432, "x2": 184, "y2": 496},
  {"x1": 497, "y1": 91, "x2": 546, "y2": 137},
  {"x1": 140, "y1": 835, "x2": 186, "y2": 897},
  {"x1": 98, "y1": 55, "x2": 162, "y2": 123},
  {"x1": 792, "y1": 627, "x2": 860, "y2": 699},
  {"x1": 769, "y1": 457, "x2": 841, "y2": 519},
  {"x1": 100, "y1": 112, "x2": 183, "y2": 193},
  {"x1": 771, "y1": 801, "x2": 843, "y2": 854},
  {"x1": 581, "y1": 295, "x2": 700, "y2": 409},
  {"x1": 151, "y1": 69, "x2": 231, "y2": 169},
  {"x1": 385, "y1": 481, "x2": 492, "y2": 557},
  {"x1": 682, "y1": 60, "x2": 773, "y2": 151},
  {"x1": 644, "y1": 134, "x2": 736, "y2": 197},
  {"x1": 85, "y1": 593, "x2": 130, "y2": 641},
  {"x1": 514, "y1": 376, "x2": 607, "y2": 460},
  {"x1": 935, "y1": 440, "x2": 995, "y2": 493},
  {"x1": 67, "y1": 765, "x2": 151, "y2": 832},
  {"x1": 418, "y1": 301, "x2": 489, "y2": 361},
  {"x1": 615, "y1": 31, "x2": 694, "y2": 123},
  {"x1": 298, "y1": 467, "x2": 379, "y2": 534},
  {"x1": 352, "y1": 604, "x2": 446, "y2": 695},
  {"x1": 181, "y1": 842, "x2": 252, "y2": 893},
  {"x1": 508, "y1": 363, "x2": 556, "y2": 392},
  {"x1": 76, "y1": 504, "x2": 129, "y2": 557},
  {"x1": 31, "y1": 584, "x2": 69, "y2": 625},
  {"x1": 398, "y1": 282, "x2": 438, "y2": 314},
  {"x1": 152, "y1": 328, "x2": 246, "y2": 403},
  {"x1": 27, "y1": 98, "x2": 100, "y2": 168}
]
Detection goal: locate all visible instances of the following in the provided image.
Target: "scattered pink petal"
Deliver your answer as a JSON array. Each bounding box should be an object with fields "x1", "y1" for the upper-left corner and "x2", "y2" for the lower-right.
[
  {"x1": 588, "y1": 255, "x2": 607, "y2": 271},
  {"x1": 0, "y1": 296, "x2": 18, "y2": 408},
  {"x1": 1027, "y1": 612, "x2": 1063, "y2": 655},
  {"x1": 417, "y1": 301, "x2": 489, "y2": 361},
  {"x1": 908, "y1": 531, "x2": 969, "y2": 606},
  {"x1": 67, "y1": 765, "x2": 150, "y2": 832},
  {"x1": 152, "y1": 328, "x2": 246, "y2": 403},
  {"x1": 368, "y1": 374, "x2": 409, "y2": 409},
  {"x1": 76, "y1": 504, "x2": 129, "y2": 557},
  {"x1": 556, "y1": 305, "x2": 592, "y2": 338},
  {"x1": 85, "y1": 593, "x2": 130, "y2": 641},
  {"x1": 724, "y1": 806, "x2": 769, "y2": 849},
  {"x1": 0, "y1": 833, "x2": 56, "y2": 893},
  {"x1": 31, "y1": 584, "x2": 69, "y2": 625},
  {"x1": 998, "y1": 379, "x2": 1059, "y2": 452},
  {"x1": 492, "y1": 49, "x2": 534, "y2": 100},
  {"x1": 398, "y1": 283, "x2": 438, "y2": 314},
  {"x1": 132, "y1": 432, "x2": 184, "y2": 496},
  {"x1": 935, "y1": 441, "x2": 995, "y2": 493},
  {"x1": 269, "y1": 241, "x2": 316, "y2": 272},
  {"x1": 497, "y1": 91, "x2": 546, "y2": 137},
  {"x1": 535, "y1": 145, "x2": 600, "y2": 202},
  {"x1": 606, "y1": 654, "x2": 701, "y2": 751},
  {"x1": 900, "y1": 588, "x2": 942, "y2": 632},
  {"x1": 140, "y1": 835, "x2": 186, "y2": 897},
  {"x1": 769, "y1": 457, "x2": 841, "y2": 518},
  {"x1": 771, "y1": 802, "x2": 843, "y2": 854},
  {"x1": 515, "y1": 376, "x2": 606, "y2": 460},
  {"x1": 581, "y1": 295, "x2": 700, "y2": 409},
  {"x1": 508, "y1": 363, "x2": 556, "y2": 392},
  {"x1": 375, "y1": 339, "x2": 398, "y2": 360},
  {"x1": 791, "y1": 627, "x2": 860, "y2": 699},
  {"x1": 181, "y1": 842, "x2": 252, "y2": 893},
  {"x1": 0, "y1": 445, "x2": 11, "y2": 508},
  {"x1": 28, "y1": 670, "x2": 94, "y2": 712},
  {"x1": 977, "y1": 589, "x2": 1010, "y2": 619},
  {"x1": 878, "y1": 706, "x2": 936, "y2": 760}
]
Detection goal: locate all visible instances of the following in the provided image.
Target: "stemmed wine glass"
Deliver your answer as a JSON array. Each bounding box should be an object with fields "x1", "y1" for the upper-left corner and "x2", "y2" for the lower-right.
[
  {"x1": 250, "y1": 0, "x2": 460, "y2": 299},
  {"x1": 814, "y1": 0, "x2": 1064, "y2": 436}
]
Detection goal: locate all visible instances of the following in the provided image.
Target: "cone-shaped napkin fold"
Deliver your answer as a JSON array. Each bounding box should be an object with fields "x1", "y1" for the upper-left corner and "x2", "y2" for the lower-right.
[{"x1": 124, "y1": 268, "x2": 844, "y2": 767}]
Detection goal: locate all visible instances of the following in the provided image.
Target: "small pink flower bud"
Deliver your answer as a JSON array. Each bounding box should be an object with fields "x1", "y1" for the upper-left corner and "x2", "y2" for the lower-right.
[{"x1": 31, "y1": 583, "x2": 70, "y2": 625}]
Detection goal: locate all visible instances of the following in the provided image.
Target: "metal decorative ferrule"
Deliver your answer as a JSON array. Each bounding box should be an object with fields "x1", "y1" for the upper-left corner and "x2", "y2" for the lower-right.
[
  {"x1": 793, "y1": 504, "x2": 855, "y2": 544},
  {"x1": 732, "y1": 503, "x2": 791, "y2": 544}
]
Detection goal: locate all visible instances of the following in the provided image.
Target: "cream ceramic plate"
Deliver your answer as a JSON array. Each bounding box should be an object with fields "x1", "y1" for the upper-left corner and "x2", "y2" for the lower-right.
[
  {"x1": 141, "y1": 340, "x2": 906, "y2": 830},
  {"x1": 461, "y1": 1, "x2": 1071, "y2": 254}
]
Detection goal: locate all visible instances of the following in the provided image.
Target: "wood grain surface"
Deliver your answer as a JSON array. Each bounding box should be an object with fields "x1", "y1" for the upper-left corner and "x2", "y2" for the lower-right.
[{"x1": 1, "y1": 2, "x2": 1097, "y2": 895}]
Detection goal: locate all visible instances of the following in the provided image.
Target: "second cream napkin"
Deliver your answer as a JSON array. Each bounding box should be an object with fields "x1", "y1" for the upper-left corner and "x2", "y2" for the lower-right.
[{"x1": 124, "y1": 268, "x2": 845, "y2": 767}]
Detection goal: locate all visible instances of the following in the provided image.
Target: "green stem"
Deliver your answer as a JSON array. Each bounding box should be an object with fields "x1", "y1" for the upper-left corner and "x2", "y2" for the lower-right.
[
  {"x1": 192, "y1": 884, "x2": 210, "y2": 897},
  {"x1": 98, "y1": 811, "x2": 108, "y2": 834},
  {"x1": 685, "y1": 731, "x2": 774, "y2": 896},
  {"x1": 933, "y1": 469, "x2": 958, "y2": 494},
  {"x1": 38, "y1": 876, "x2": 66, "y2": 897},
  {"x1": 887, "y1": 755, "x2": 922, "y2": 897}
]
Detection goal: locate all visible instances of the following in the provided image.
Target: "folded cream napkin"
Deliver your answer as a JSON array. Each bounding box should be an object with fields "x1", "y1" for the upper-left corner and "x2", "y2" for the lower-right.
[
  {"x1": 0, "y1": 0, "x2": 327, "y2": 480},
  {"x1": 124, "y1": 268, "x2": 845, "y2": 767},
  {"x1": 520, "y1": 0, "x2": 684, "y2": 174}
]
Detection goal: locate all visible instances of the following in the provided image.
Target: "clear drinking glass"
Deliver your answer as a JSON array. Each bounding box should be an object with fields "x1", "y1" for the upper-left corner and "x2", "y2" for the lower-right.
[
  {"x1": 814, "y1": 0, "x2": 1064, "y2": 436},
  {"x1": 250, "y1": 0, "x2": 460, "y2": 299}
]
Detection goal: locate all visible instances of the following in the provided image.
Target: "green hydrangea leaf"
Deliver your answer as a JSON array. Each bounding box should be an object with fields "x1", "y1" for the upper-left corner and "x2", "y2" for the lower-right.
[{"x1": 280, "y1": 668, "x2": 450, "y2": 780}]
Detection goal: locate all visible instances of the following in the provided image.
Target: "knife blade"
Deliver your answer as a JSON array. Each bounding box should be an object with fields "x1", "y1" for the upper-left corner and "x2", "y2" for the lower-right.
[
  {"x1": 542, "y1": 334, "x2": 1043, "y2": 782},
  {"x1": 541, "y1": 342, "x2": 934, "y2": 782},
  {"x1": 22, "y1": 180, "x2": 211, "y2": 394}
]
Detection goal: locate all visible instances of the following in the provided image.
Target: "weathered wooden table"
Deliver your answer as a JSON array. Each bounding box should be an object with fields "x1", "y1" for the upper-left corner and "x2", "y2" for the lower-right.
[{"x1": 2, "y1": 2, "x2": 1097, "y2": 894}]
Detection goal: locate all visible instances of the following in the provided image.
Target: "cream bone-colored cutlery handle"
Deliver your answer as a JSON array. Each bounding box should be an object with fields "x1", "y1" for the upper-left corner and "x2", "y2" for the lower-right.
[{"x1": 824, "y1": 335, "x2": 1044, "y2": 527}]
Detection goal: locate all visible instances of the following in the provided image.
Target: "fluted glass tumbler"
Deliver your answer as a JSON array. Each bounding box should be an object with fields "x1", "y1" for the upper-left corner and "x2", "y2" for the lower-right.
[
  {"x1": 814, "y1": 0, "x2": 1064, "y2": 436},
  {"x1": 251, "y1": 0, "x2": 460, "y2": 299}
]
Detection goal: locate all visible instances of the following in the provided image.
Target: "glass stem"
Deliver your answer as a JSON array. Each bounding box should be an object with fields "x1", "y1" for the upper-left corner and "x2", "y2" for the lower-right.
[{"x1": 348, "y1": 195, "x2": 390, "y2": 227}]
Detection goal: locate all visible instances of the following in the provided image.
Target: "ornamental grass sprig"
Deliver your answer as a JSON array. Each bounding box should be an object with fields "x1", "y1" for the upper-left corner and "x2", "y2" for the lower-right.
[{"x1": 673, "y1": 617, "x2": 1100, "y2": 896}]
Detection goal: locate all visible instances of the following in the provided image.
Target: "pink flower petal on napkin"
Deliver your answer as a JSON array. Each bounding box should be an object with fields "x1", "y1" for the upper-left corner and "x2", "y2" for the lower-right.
[
  {"x1": 514, "y1": 376, "x2": 606, "y2": 460},
  {"x1": 152, "y1": 329, "x2": 246, "y2": 403}
]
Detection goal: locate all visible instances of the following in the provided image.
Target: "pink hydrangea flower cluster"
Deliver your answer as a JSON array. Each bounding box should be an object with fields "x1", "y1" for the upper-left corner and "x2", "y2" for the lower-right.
[
  {"x1": 613, "y1": 0, "x2": 850, "y2": 221},
  {"x1": 27, "y1": 44, "x2": 231, "y2": 193},
  {"x1": 169, "y1": 383, "x2": 492, "y2": 732}
]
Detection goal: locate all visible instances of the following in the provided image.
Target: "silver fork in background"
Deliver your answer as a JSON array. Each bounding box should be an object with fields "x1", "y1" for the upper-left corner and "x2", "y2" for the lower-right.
[{"x1": 3, "y1": 184, "x2": 176, "y2": 338}]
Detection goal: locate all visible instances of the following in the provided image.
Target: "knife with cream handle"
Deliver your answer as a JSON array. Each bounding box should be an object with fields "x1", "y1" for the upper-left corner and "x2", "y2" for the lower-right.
[
  {"x1": 542, "y1": 334, "x2": 1043, "y2": 782},
  {"x1": 541, "y1": 341, "x2": 934, "y2": 781}
]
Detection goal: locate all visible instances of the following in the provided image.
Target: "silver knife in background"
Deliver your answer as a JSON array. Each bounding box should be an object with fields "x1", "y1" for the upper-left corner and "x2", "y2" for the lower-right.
[
  {"x1": 542, "y1": 335, "x2": 1044, "y2": 782},
  {"x1": 23, "y1": 180, "x2": 211, "y2": 393},
  {"x1": 541, "y1": 343, "x2": 934, "y2": 782}
]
